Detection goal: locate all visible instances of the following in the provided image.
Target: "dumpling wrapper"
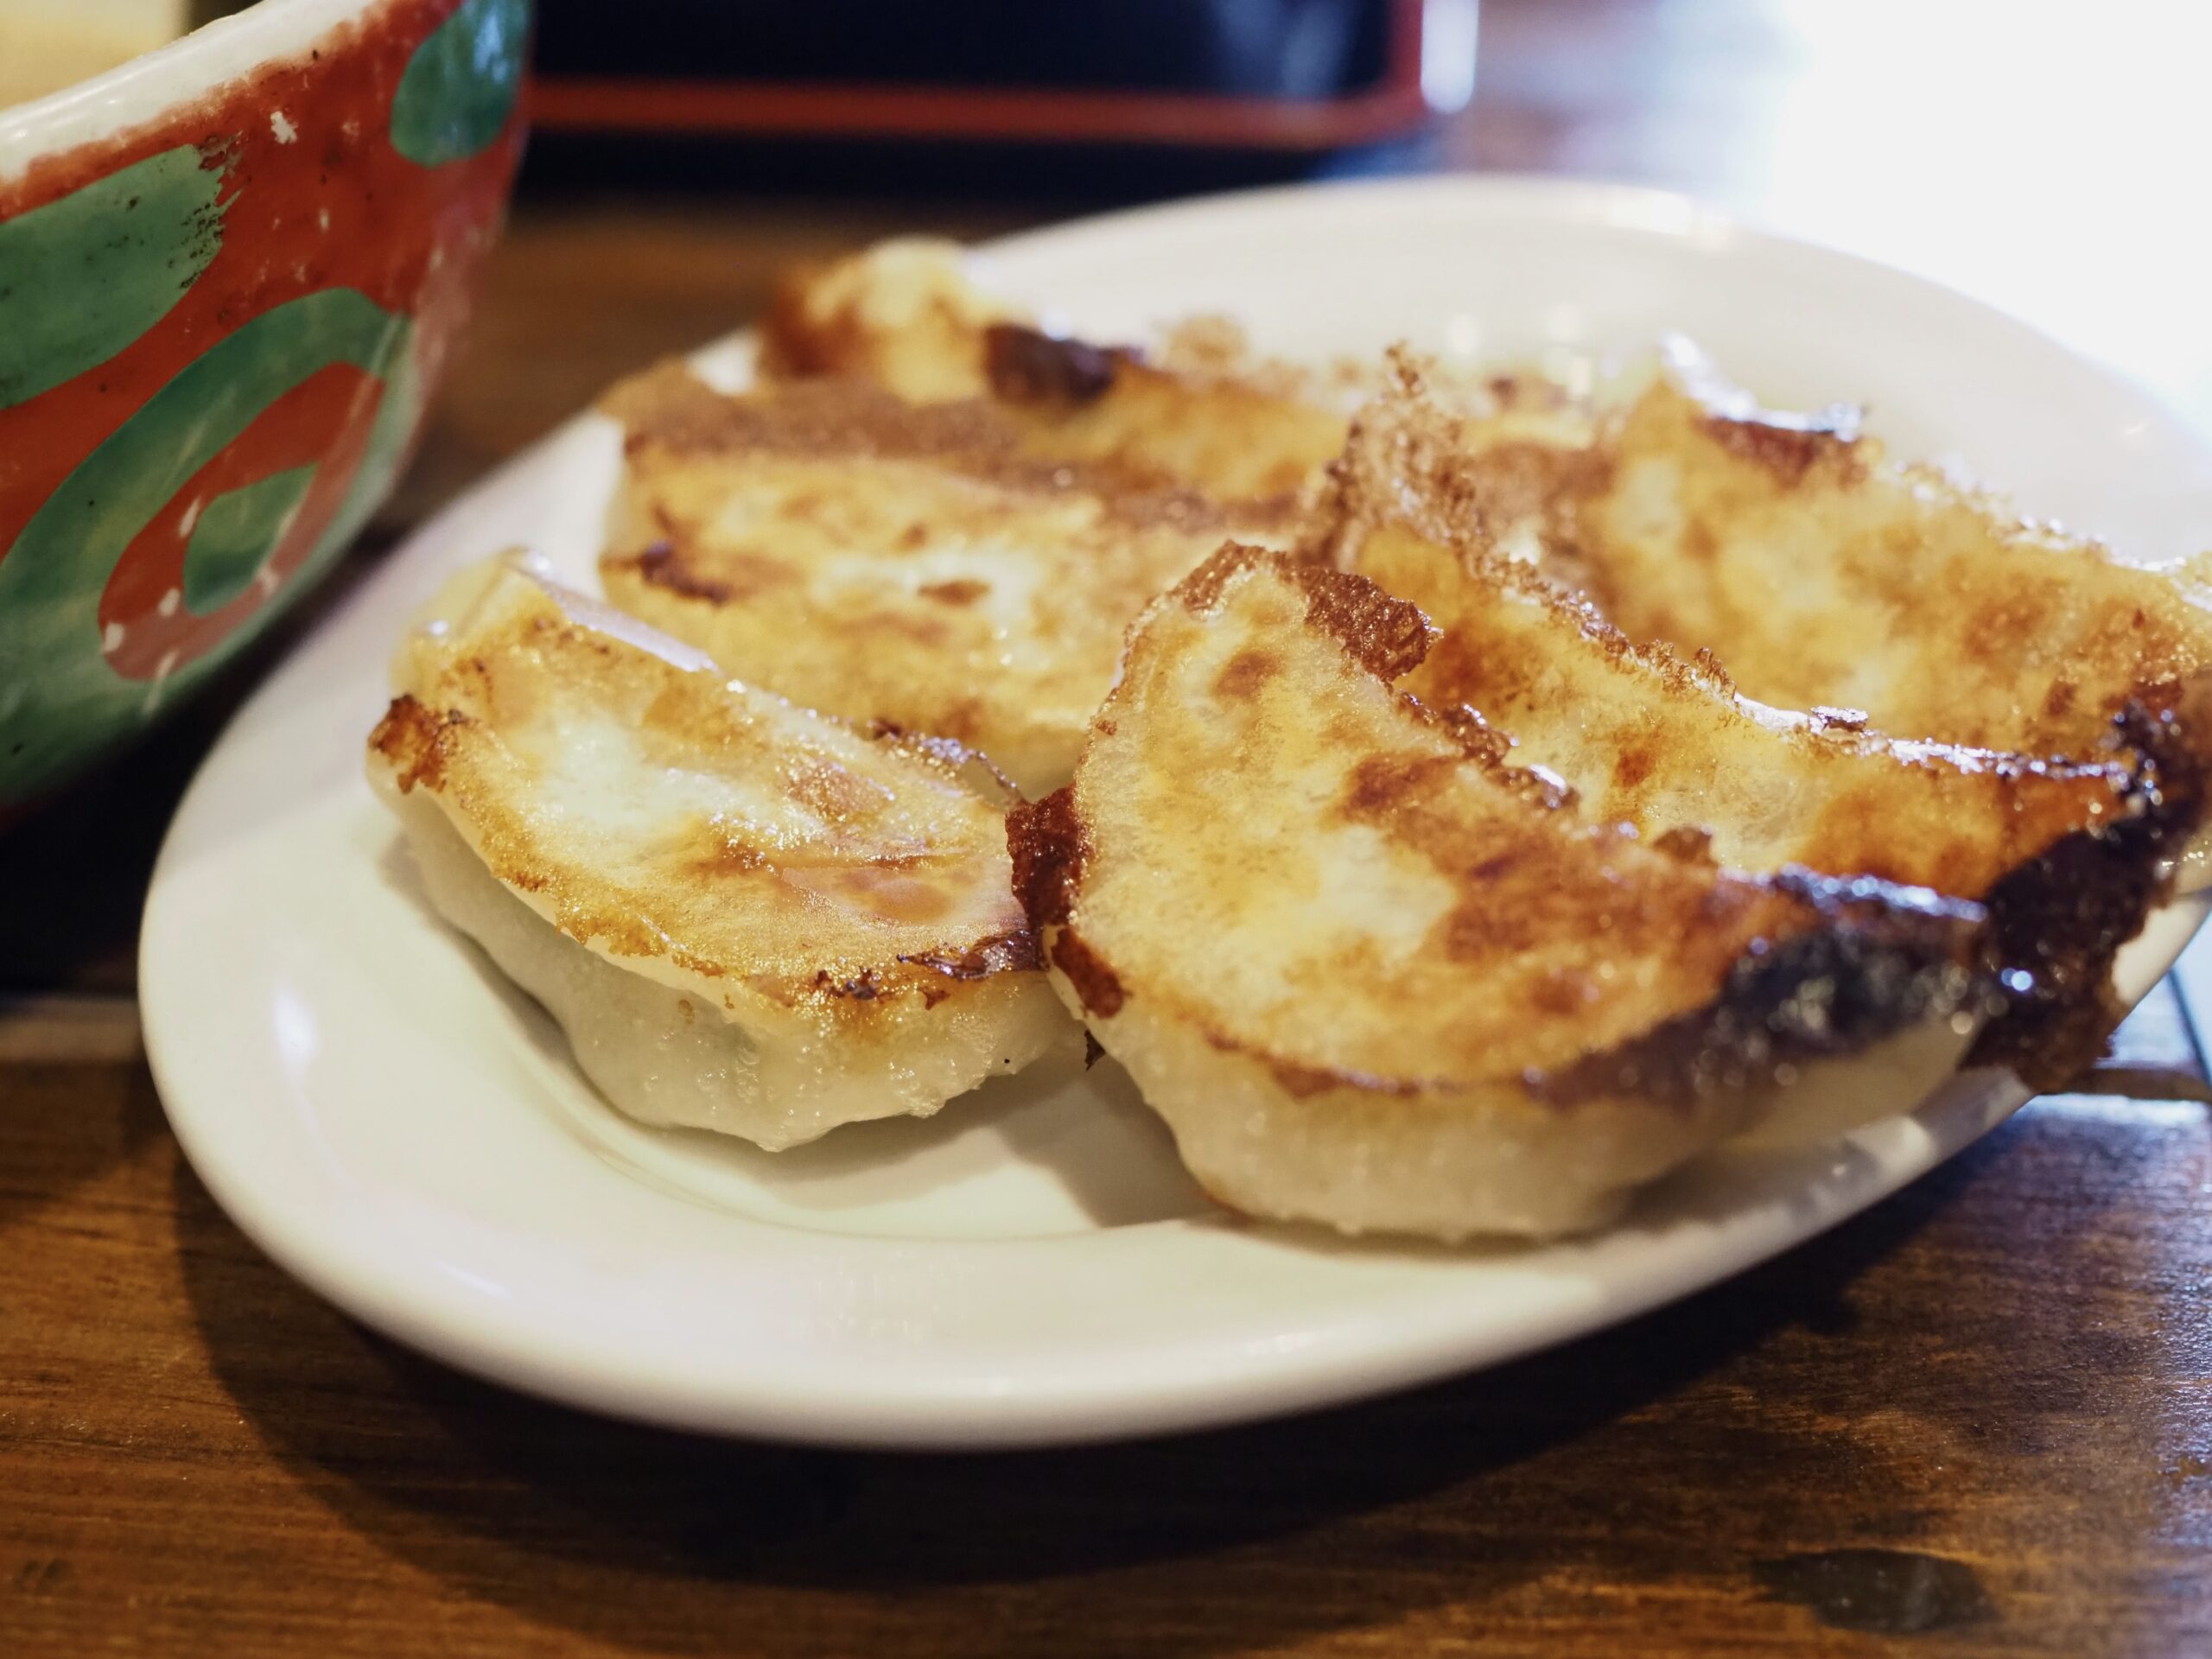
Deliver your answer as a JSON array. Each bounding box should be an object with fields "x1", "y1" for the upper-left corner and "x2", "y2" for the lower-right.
[
  {"x1": 367, "y1": 554, "x2": 1077, "y2": 1150},
  {"x1": 1012, "y1": 548, "x2": 1997, "y2": 1240}
]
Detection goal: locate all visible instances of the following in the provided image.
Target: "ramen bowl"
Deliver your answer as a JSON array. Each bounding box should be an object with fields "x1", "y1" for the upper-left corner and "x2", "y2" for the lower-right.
[{"x1": 0, "y1": 0, "x2": 528, "y2": 809}]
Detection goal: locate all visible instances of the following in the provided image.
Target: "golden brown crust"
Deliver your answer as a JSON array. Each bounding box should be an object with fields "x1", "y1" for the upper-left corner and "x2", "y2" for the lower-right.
[
  {"x1": 367, "y1": 693, "x2": 454, "y2": 795},
  {"x1": 758, "y1": 241, "x2": 1353, "y2": 504},
  {"x1": 1322, "y1": 384, "x2": 2207, "y2": 1090},
  {"x1": 369, "y1": 561, "x2": 1040, "y2": 1014},
  {"x1": 600, "y1": 365, "x2": 1296, "y2": 793},
  {"x1": 1171, "y1": 541, "x2": 1437, "y2": 682},
  {"x1": 1312, "y1": 353, "x2": 2212, "y2": 766},
  {"x1": 1372, "y1": 527, "x2": 2142, "y2": 889},
  {"x1": 760, "y1": 245, "x2": 1593, "y2": 521},
  {"x1": 757, "y1": 263, "x2": 853, "y2": 382},
  {"x1": 1561, "y1": 373, "x2": 2212, "y2": 758},
  {"x1": 752, "y1": 238, "x2": 1015, "y2": 404},
  {"x1": 1301, "y1": 351, "x2": 1607, "y2": 576},
  {"x1": 1697, "y1": 405, "x2": 1863, "y2": 485},
  {"x1": 997, "y1": 352, "x2": 1345, "y2": 505},
  {"x1": 606, "y1": 363, "x2": 1237, "y2": 532},
  {"x1": 1033, "y1": 546, "x2": 1992, "y2": 1106}
]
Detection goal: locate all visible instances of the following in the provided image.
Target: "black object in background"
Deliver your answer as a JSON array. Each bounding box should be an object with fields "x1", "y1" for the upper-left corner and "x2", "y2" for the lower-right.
[
  {"x1": 523, "y1": 0, "x2": 1469, "y2": 200},
  {"x1": 534, "y1": 0, "x2": 1389, "y2": 99}
]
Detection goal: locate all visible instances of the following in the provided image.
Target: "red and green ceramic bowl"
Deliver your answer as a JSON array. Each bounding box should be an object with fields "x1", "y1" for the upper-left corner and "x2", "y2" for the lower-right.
[{"x1": 0, "y1": 0, "x2": 528, "y2": 809}]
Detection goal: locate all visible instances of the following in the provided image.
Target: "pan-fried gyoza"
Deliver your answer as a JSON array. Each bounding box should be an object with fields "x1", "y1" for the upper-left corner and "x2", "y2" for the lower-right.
[
  {"x1": 367, "y1": 555, "x2": 1075, "y2": 1151},
  {"x1": 1427, "y1": 342, "x2": 2212, "y2": 760},
  {"x1": 1318, "y1": 377, "x2": 2209, "y2": 1088},
  {"x1": 596, "y1": 364, "x2": 1288, "y2": 795},
  {"x1": 365, "y1": 243, "x2": 2212, "y2": 1243},
  {"x1": 1010, "y1": 548, "x2": 1995, "y2": 1239},
  {"x1": 760, "y1": 237, "x2": 1571, "y2": 506}
]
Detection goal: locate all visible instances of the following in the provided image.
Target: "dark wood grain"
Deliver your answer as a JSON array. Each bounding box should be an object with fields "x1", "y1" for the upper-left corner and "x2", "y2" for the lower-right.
[
  {"x1": 7, "y1": 2, "x2": 2212, "y2": 1654},
  {"x1": 5, "y1": 1052, "x2": 2211, "y2": 1656}
]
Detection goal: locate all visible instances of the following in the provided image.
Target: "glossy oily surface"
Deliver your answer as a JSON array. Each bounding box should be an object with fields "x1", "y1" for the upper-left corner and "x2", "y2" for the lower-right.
[
  {"x1": 1014, "y1": 547, "x2": 1989, "y2": 1240},
  {"x1": 597, "y1": 363, "x2": 1279, "y2": 796},
  {"x1": 367, "y1": 557, "x2": 1073, "y2": 1148},
  {"x1": 143, "y1": 177, "x2": 2212, "y2": 1446}
]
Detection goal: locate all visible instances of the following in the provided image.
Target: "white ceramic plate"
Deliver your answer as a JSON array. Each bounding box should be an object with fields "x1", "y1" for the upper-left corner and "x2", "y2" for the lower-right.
[{"x1": 143, "y1": 177, "x2": 2212, "y2": 1448}]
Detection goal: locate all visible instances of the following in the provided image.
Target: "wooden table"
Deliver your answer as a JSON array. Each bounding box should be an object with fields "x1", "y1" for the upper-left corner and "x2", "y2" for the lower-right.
[{"x1": 9, "y1": 3, "x2": 2212, "y2": 1652}]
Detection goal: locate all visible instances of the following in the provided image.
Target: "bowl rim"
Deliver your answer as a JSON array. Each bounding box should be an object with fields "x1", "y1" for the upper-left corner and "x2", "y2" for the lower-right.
[{"x1": 0, "y1": 0, "x2": 391, "y2": 185}]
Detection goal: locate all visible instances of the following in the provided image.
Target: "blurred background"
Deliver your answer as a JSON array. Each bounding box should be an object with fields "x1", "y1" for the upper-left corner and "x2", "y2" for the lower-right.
[
  {"x1": 6, "y1": 2, "x2": 2201, "y2": 461},
  {"x1": 2, "y1": 0, "x2": 2202, "y2": 1014},
  {"x1": 490, "y1": 0, "x2": 2206, "y2": 518}
]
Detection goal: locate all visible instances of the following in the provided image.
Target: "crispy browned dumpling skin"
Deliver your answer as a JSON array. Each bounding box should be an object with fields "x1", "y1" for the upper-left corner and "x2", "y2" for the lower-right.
[
  {"x1": 758, "y1": 237, "x2": 1016, "y2": 404},
  {"x1": 979, "y1": 322, "x2": 1349, "y2": 504},
  {"x1": 366, "y1": 556, "x2": 1074, "y2": 1148},
  {"x1": 1318, "y1": 384, "x2": 2210, "y2": 1085},
  {"x1": 1354, "y1": 523, "x2": 2139, "y2": 887},
  {"x1": 760, "y1": 238, "x2": 1343, "y2": 503},
  {"x1": 1010, "y1": 546, "x2": 1994, "y2": 1239},
  {"x1": 1354, "y1": 524, "x2": 2199, "y2": 1088},
  {"x1": 1563, "y1": 366, "x2": 2212, "y2": 757},
  {"x1": 760, "y1": 238, "x2": 1566, "y2": 508},
  {"x1": 598, "y1": 364, "x2": 1287, "y2": 795}
]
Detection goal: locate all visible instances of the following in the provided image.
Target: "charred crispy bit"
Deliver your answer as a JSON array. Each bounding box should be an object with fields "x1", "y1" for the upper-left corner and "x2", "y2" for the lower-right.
[
  {"x1": 1965, "y1": 700, "x2": 2208, "y2": 1089},
  {"x1": 1551, "y1": 346, "x2": 2212, "y2": 759},
  {"x1": 1532, "y1": 871, "x2": 1993, "y2": 1109},
  {"x1": 1323, "y1": 385, "x2": 2209, "y2": 1084},
  {"x1": 366, "y1": 554, "x2": 1075, "y2": 1150},
  {"x1": 983, "y1": 323, "x2": 1131, "y2": 405},
  {"x1": 598, "y1": 364, "x2": 1289, "y2": 795},
  {"x1": 1008, "y1": 546, "x2": 1993, "y2": 1241}
]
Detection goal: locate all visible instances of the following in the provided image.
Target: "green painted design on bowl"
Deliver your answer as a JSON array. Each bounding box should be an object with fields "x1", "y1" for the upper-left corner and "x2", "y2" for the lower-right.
[
  {"x1": 0, "y1": 289, "x2": 419, "y2": 802},
  {"x1": 0, "y1": 146, "x2": 226, "y2": 410},
  {"x1": 181, "y1": 465, "x2": 319, "y2": 614},
  {"x1": 390, "y1": 0, "x2": 530, "y2": 168}
]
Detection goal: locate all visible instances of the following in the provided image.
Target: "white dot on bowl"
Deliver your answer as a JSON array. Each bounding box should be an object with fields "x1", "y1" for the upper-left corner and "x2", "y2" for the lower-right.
[
  {"x1": 270, "y1": 111, "x2": 297, "y2": 144},
  {"x1": 142, "y1": 650, "x2": 181, "y2": 714}
]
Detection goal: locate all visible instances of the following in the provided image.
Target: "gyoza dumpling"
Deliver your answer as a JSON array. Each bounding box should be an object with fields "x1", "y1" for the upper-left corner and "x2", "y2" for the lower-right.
[
  {"x1": 1493, "y1": 344, "x2": 2212, "y2": 760},
  {"x1": 367, "y1": 554, "x2": 1077, "y2": 1149},
  {"x1": 1012, "y1": 547, "x2": 1995, "y2": 1240},
  {"x1": 759, "y1": 237, "x2": 1577, "y2": 505},
  {"x1": 597, "y1": 365, "x2": 1287, "y2": 795},
  {"x1": 1316, "y1": 378, "x2": 2209, "y2": 1090}
]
